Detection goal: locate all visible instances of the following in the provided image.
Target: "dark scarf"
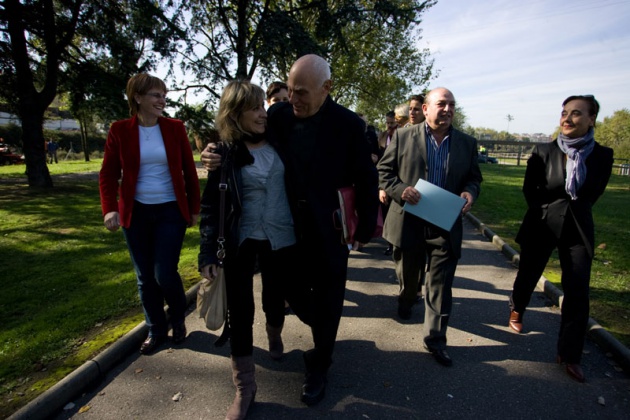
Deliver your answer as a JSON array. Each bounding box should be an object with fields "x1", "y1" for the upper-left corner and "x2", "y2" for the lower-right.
[{"x1": 557, "y1": 127, "x2": 595, "y2": 200}]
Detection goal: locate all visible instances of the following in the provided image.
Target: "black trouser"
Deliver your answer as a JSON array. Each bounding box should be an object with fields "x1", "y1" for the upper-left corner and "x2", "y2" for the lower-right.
[
  {"x1": 224, "y1": 239, "x2": 296, "y2": 357},
  {"x1": 511, "y1": 217, "x2": 591, "y2": 364},
  {"x1": 284, "y1": 214, "x2": 349, "y2": 373}
]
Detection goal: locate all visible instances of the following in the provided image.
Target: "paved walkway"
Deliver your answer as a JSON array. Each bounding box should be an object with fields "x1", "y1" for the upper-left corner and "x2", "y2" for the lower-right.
[{"x1": 15, "y1": 219, "x2": 630, "y2": 419}]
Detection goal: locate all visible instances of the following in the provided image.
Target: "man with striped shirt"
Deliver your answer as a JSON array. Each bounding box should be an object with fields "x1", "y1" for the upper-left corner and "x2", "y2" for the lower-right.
[{"x1": 377, "y1": 87, "x2": 482, "y2": 367}]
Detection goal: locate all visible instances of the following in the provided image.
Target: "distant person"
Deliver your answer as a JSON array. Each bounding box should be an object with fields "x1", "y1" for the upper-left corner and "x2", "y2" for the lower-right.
[
  {"x1": 378, "y1": 87, "x2": 482, "y2": 366},
  {"x1": 377, "y1": 110, "x2": 398, "y2": 256},
  {"x1": 99, "y1": 73, "x2": 200, "y2": 355},
  {"x1": 358, "y1": 113, "x2": 379, "y2": 163},
  {"x1": 366, "y1": 124, "x2": 379, "y2": 163},
  {"x1": 266, "y1": 81, "x2": 289, "y2": 106},
  {"x1": 47, "y1": 139, "x2": 59, "y2": 164},
  {"x1": 394, "y1": 102, "x2": 409, "y2": 128},
  {"x1": 508, "y1": 95, "x2": 613, "y2": 383},
  {"x1": 408, "y1": 94, "x2": 425, "y2": 126}
]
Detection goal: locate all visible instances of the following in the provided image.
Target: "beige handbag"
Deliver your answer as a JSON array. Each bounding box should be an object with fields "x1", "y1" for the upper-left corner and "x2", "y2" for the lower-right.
[
  {"x1": 197, "y1": 268, "x2": 227, "y2": 330},
  {"x1": 197, "y1": 157, "x2": 229, "y2": 330}
]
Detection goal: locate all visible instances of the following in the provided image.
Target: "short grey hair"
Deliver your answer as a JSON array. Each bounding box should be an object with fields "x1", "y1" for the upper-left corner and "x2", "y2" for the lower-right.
[
  {"x1": 394, "y1": 103, "x2": 409, "y2": 118},
  {"x1": 295, "y1": 54, "x2": 331, "y2": 86}
]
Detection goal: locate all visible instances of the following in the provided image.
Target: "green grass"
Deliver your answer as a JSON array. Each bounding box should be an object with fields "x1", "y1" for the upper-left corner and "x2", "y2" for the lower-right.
[
  {"x1": 474, "y1": 164, "x2": 630, "y2": 347},
  {"x1": 0, "y1": 159, "x2": 205, "y2": 417},
  {"x1": 0, "y1": 159, "x2": 102, "y2": 179}
]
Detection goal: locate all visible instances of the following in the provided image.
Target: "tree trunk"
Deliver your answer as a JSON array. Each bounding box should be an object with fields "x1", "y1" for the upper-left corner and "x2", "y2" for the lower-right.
[
  {"x1": 80, "y1": 116, "x2": 90, "y2": 162},
  {"x1": 22, "y1": 113, "x2": 53, "y2": 188}
]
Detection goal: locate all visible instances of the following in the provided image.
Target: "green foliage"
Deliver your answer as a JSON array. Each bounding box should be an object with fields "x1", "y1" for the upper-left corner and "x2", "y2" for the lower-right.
[
  {"x1": 595, "y1": 109, "x2": 630, "y2": 160},
  {"x1": 452, "y1": 105, "x2": 468, "y2": 131},
  {"x1": 0, "y1": 0, "x2": 186, "y2": 187},
  {"x1": 174, "y1": 103, "x2": 218, "y2": 152},
  {"x1": 474, "y1": 164, "x2": 630, "y2": 346},
  {"x1": 0, "y1": 123, "x2": 22, "y2": 147},
  {"x1": 179, "y1": 0, "x2": 437, "y2": 122}
]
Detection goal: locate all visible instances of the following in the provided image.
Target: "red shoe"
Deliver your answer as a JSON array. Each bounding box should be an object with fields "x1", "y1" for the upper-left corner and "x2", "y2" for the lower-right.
[{"x1": 508, "y1": 310, "x2": 523, "y2": 333}]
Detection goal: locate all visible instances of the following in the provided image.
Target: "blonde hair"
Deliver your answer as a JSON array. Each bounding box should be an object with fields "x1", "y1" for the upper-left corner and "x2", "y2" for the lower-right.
[
  {"x1": 216, "y1": 80, "x2": 265, "y2": 142},
  {"x1": 126, "y1": 73, "x2": 167, "y2": 116}
]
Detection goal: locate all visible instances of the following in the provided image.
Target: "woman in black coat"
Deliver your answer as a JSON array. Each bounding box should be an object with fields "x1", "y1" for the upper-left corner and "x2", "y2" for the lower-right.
[
  {"x1": 198, "y1": 80, "x2": 296, "y2": 419},
  {"x1": 508, "y1": 95, "x2": 613, "y2": 383}
]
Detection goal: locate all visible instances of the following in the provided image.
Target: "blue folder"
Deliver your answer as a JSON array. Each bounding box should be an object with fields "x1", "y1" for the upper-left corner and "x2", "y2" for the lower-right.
[{"x1": 402, "y1": 178, "x2": 466, "y2": 231}]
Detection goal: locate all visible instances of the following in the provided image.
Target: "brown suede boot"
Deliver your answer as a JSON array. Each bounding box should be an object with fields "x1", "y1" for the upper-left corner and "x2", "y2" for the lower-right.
[
  {"x1": 225, "y1": 356, "x2": 257, "y2": 420},
  {"x1": 266, "y1": 323, "x2": 284, "y2": 360}
]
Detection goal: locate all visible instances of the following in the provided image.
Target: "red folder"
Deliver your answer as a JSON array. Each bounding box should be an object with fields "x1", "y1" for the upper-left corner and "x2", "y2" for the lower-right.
[{"x1": 336, "y1": 186, "x2": 383, "y2": 245}]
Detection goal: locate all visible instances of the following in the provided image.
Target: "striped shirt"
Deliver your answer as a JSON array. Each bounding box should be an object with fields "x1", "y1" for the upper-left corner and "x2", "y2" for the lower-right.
[{"x1": 425, "y1": 124, "x2": 451, "y2": 189}]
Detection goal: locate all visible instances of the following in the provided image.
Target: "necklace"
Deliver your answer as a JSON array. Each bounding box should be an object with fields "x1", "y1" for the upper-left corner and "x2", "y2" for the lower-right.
[{"x1": 141, "y1": 125, "x2": 159, "y2": 141}]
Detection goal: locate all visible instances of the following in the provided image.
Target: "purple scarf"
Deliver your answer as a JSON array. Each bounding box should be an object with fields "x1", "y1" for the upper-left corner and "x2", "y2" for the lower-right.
[{"x1": 557, "y1": 128, "x2": 595, "y2": 200}]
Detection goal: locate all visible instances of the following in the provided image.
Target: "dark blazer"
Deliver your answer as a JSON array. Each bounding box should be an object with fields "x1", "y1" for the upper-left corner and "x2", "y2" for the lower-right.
[
  {"x1": 267, "y1": 97, "x2": 379, "y2": 251},
  {"x1": 377, "y1": 129, "x2": 397, "y2": 161},
  {"x1": 515, "y1": 140, "x2": 613, "y2": 257},
  {"x1": 377, "y1": 122, "x2": 482, "y2": 258},
  {"x1": 99, "y1": 115, "x2": 200, "y2": 228}
]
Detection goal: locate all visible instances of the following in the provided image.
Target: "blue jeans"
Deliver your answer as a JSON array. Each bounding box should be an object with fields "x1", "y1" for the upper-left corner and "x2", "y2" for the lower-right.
[{"x1": 123, "y1": 201, "x2": 188, "y2": 337}]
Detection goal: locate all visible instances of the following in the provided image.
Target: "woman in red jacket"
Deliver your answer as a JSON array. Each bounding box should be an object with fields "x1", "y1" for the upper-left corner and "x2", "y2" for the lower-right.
[{"x1": 99, "y1": 73, "x2": 200, "y2": 354}]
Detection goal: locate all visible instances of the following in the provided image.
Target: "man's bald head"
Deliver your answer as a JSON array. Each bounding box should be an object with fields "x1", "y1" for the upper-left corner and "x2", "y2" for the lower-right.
[
  {"x1": 422, "y1": 87, "x2": 456, "y2": 135},
  {"x1": 287, "y1": 54, "x2": 332, "y2": 118}
]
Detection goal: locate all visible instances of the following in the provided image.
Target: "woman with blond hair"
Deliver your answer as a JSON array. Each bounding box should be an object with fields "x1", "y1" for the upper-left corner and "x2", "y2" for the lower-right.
[{"x1": 198, "y1": 80, "x2": 296, "y2": 419}]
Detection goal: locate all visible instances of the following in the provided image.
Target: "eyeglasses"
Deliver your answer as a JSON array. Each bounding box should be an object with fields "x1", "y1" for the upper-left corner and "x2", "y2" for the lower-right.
[{"x1": 144, "y1": 92, "x2": 167, "y2": 100}]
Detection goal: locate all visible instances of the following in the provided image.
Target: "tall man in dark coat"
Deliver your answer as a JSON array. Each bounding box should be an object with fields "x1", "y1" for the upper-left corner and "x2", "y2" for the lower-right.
[
  {"x1": 267, "y1": 54, "x2": 379, "y2": 405},
  {"x1": 201, "y1": 54, "x2": 379, "y2": 405},
  {"x1": 378, "y1": 87, "x2": 482, "y2": 367}
]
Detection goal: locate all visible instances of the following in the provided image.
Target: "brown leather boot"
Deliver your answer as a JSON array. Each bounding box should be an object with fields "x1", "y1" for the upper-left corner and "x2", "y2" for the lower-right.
[
  {"x1": 225, "y1": 356, "x2": 257, "y2": 420},
  {"x1": 266, "y1": 323, "x2": 284, "y2": 360},
  {"x1": 509, "y1": 310, "x2": 523, "y2": 333}
]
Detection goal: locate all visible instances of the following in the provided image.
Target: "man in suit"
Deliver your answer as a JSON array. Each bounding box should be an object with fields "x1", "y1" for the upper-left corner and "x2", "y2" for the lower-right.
[
  {"x1": 508, "y1": 95, "x2": 613, "y2": 383},
  {"x1": 377, "y1": 110, "x2": 398, "y2": 157},
  {"x1": 377, "y1": 110, "x2": 398, "y2": 255},
  {"x1": 377, "y1": 87, "x2": 482, "y2": 366},
  {"x1": 201, "y1": 54, "x2": 379, "y2": 405}
]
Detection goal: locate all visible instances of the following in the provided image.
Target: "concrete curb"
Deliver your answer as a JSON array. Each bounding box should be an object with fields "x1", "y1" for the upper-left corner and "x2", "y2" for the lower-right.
[
  {"x1": 465, "y1": 212, "x2": 630, "y2": 373},
  {"x1": 7, "y1": 284, "x2": 202, "y2": 420}
]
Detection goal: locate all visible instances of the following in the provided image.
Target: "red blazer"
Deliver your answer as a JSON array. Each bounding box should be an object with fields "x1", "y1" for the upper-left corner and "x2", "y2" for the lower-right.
[{"x1": 99, "y1": 115, "x2": 200, "y2": 228}]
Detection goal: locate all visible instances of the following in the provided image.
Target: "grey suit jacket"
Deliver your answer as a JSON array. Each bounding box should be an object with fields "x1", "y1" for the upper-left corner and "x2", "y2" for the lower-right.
[{"x1": 377, "y1": 122, "x2": 482, "y2": 258}]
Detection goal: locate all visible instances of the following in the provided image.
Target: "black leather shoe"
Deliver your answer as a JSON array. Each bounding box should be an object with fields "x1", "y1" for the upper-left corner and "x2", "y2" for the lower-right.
[
  {"x1": 424, "y1": 344, "x2": 453, "y2": 367},
  {"x1": 140, "y1": 335, "x2": 167, "y2": 354},
  {"x1": 172, "y1": 323, "x2": 187, "y2": 344},
  {"x1": 557, "y1": 355, "x2": 585, "y2": 383},
  {"x1": 397, "y1": 303, "x2": 412, "y2": 320},
  {"x1": 301, "y1": 372, "x2": 326, "y2": 406},
  {"x1": 383, "y1": 246, "x2": 393, "y2": 256}
]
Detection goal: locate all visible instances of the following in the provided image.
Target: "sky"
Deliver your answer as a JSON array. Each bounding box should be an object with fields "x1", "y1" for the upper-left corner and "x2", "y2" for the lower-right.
[{"x1": 417, "y1": 0, "x2": 630, "y2": 135}]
